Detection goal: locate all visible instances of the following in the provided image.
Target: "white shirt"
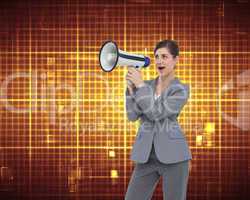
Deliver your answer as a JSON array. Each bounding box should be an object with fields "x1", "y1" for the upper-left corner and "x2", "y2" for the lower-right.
[{"x1": 154, "y1": 93, "x2": 160, "y2": 100}]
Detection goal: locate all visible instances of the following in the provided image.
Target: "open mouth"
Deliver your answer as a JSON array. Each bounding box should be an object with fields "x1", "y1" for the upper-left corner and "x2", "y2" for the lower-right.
[{"x1": 158, "y1": 67, "x2": 165, "y2": 70}]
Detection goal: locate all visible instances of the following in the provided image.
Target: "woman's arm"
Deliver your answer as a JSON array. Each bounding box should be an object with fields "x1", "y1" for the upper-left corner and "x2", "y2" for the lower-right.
[
  {"x1": 125, "y1": 87, "x2": 143, "y2": 122},
  {"x1": 133, "y1": 83, "x2": 190, "y2": 122}
]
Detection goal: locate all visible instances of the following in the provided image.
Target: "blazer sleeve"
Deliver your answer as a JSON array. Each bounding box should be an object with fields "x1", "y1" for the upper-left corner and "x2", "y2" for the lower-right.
[
  {"x1": 125, "y1": 87, "x2": 143, "y2": 122},
  {"x1": 133, "y1": 83, "x2": 190, "y2": 122}
]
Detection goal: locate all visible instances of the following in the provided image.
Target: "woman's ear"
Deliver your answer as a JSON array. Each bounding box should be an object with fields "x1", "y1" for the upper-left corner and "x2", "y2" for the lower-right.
[
  {"x1": 174, "y1": 56, "x2": 179, "y2": 63},
  {"x1": 173, "y1": 56, "x2": 179, "y2": 69}
]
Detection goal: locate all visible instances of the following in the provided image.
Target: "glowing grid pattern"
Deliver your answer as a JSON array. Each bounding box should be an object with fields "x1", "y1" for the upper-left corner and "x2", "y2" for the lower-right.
[{"x1": 0, "y1": 1, "x2": 249, "y2": 199}]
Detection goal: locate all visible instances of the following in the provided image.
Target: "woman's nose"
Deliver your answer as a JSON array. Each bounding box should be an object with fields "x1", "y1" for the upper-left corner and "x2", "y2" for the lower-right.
[{"x1": 156, "y1": 58, "x2": 163, "y2": 65}]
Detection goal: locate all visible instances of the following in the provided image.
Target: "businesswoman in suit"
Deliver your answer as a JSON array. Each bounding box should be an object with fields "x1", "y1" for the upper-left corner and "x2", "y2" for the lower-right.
[{"x1": 124, "y1": 40, "x2": 192, "y2": 200}]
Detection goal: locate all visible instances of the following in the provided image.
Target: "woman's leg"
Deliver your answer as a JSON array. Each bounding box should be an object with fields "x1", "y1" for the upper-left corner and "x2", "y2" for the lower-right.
[
  {"x1": 125, "y1": 163, "x2": 160, "y2": 200},
  {"x1": 162, "y1": 160, "x2": 190, "y2": 200}
]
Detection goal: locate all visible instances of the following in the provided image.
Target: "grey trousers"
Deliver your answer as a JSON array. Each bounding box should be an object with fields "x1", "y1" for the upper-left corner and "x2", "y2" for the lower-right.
[{"x1": 125, "y1": 145, "x2": 190, "y2": 200}]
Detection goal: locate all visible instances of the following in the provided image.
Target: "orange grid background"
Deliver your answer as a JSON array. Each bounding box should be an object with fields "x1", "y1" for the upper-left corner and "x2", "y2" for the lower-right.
[{"x1": 0, "y1": 0, "x2": 250, "y2": 199}]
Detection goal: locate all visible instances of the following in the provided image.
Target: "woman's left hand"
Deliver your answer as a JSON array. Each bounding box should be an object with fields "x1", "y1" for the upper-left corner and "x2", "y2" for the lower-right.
[{"x1": 126, "y1": 66, "x2": 145, "y2": 88}]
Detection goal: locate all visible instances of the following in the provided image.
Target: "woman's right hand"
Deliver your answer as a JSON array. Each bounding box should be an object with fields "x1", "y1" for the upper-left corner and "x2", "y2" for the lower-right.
[
  {"x1": 127, "y1": 81, "x2": 135, "y2": 95},
  {"x1": 126, "y1": 66, "x2": 136, "y2": 95}
]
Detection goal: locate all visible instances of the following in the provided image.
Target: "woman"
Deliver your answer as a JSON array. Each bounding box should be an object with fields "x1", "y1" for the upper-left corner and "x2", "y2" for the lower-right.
[{"x1": 124, "y1": 40, "x2": 192, "y2": 200}]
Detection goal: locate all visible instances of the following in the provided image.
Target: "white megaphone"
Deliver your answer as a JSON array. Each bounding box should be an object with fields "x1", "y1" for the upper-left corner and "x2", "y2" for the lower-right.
[{"x1": 99, "y1": 41, "x2": 150, "y2": 72}]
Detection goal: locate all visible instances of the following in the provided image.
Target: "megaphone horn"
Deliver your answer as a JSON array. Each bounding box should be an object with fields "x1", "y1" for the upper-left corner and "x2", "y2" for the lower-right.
[{"x1": 99, "y1": 41, "x2": 150, "y2": 72}]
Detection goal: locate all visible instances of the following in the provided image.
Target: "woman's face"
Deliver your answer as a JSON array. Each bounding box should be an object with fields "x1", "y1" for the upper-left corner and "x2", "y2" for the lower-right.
[{"x1": 154, "y1": 47, "x2": 179, "y2": 77}]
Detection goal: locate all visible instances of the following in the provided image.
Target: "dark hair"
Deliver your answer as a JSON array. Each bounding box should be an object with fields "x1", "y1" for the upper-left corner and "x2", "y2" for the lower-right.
[{"x1": 154, "y1": 40, "x2": 179, "y2": 58}]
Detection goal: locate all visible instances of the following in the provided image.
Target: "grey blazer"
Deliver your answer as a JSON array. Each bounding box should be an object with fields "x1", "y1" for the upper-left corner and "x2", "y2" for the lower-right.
[{"x1": 125, "y1": 77, "x2": 192, "y2": 164}]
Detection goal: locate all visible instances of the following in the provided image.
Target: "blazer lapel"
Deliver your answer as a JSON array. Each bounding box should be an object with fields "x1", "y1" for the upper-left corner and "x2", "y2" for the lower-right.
[{"x1": 149, "y1": 76, "x2": 179, "y2": 100}]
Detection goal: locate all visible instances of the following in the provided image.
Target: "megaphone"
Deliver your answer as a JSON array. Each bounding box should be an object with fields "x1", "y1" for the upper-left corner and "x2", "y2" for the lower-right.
[{"x1": 99, "y1": 41, "x2": 150, "y2": 72}]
